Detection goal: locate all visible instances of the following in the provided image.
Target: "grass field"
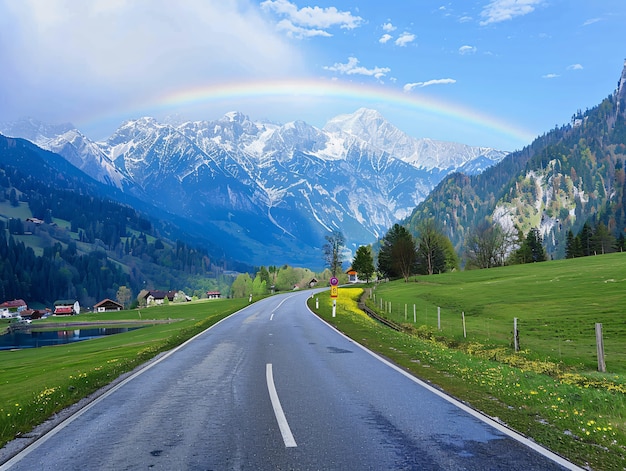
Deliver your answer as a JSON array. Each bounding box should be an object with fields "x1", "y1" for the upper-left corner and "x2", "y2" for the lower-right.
[{"x1": 368, "y1": 253, "x2": 626, "y2": 374}]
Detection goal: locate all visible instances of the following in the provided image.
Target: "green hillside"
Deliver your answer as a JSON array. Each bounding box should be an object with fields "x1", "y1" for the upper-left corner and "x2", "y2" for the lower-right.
[
  {"x1": 369, "y1": 252, "x2": 626, "y2": 374},
  {"x1": 0, "y1": 137, "x2": 240, "y2": 307},
  {"x1": 407, "y1": 64, "x2": 626, "y2": 262}
]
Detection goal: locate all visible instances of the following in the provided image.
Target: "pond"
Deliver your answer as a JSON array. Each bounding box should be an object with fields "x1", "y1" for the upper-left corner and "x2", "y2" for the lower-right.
[{"x1": 0, "y1": 326, "x2": 144, "y2": 350}]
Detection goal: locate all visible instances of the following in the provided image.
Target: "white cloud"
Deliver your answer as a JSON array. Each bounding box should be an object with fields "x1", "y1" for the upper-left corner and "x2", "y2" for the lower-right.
[
  {"x1": 567, "y1": 64, "x2": 583, "y2": 71},
  {"x1": 480, "y1": 0, "x2": 543, "y2": 26},
  {"x1": 395, "y1": 32, "x2": 416, "y2": 47},
  {"x1": 261, "y1": 0, "x2": 363, "y2": 38},
  {"x1": 583, "y1": 18, "x2": 601, "y2": 26},
  {"x1": 0, "y1": 0, "x2": 306, "y2": 135},
  {"x1": 459, "y1": 45, "x2": 477, "y2": 55},
  {"x1": 324, "y1": 57, "x2": 390, "y2": 80},
  {"x1": 379, "y1": 34, "x2": 393, "y2": 44},
  {"x1": 382, "y1": 22, "x2": 396, "y2": 32},
  {"x1": 403, "y1": 78, "x2": 456, "y2": 91},
  {"x1": 276, "y1": 19, "x2": 332, "y2": 38},
  {"x1": 542, "y1": 73, "x2": 560, "y2": 79}
]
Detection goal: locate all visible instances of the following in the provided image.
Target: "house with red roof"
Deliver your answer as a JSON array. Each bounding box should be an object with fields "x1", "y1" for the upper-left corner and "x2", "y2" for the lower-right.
[{"x1": 54, "y1": 300, "x2": 80, "y2": 315}]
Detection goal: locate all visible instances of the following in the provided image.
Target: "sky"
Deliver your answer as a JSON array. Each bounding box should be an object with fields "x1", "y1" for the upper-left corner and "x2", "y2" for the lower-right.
[{"x1": 0, "y1": 0, "x2": 625, "y2": 151}]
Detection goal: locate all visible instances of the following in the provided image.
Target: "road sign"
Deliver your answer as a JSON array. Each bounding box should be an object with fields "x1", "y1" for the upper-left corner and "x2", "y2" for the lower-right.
[
  {"x1": 330, "y1": 286, "x2": 338, "y2": 298},
  {"x1": 329, "y1": 277, "x2": 339, "y2": 286}
]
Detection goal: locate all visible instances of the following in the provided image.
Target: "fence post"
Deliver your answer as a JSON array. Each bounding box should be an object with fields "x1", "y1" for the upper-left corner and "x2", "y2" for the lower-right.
[
  {"x1": 437, "y1": 306, "x2": 441, "y2": 331},
  {"x1": 413, "y1": 304, "x2": 416, "y2": 323},
  {"x1": 596, "y1": 323, "x2": 606, "y2": 372},
  {"x1": 462, "y1": 312, "x2": 466, "y2": 338},
  {"x1": 513, "y1": 317, "x2": 519, "y2": 352}
]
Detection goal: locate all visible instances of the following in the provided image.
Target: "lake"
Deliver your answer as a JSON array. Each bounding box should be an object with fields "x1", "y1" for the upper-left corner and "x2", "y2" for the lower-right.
[{"x1": 0, "y1": 326, "x2": 143, "y2": 350}]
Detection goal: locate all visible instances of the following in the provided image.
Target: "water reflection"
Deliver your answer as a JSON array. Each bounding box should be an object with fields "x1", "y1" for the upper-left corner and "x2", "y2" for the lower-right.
[{"x1": 0, "y1": 327, "x2": 143, "y2": 350}]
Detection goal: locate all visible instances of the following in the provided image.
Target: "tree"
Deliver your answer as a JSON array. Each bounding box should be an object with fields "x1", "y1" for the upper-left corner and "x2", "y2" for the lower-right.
[
  {"x1": 231, "y1": 273, "x2": 253, "y2": 298},
  {"x1": 512, "y1": 228, "x2": 546, "y2": 264},
  {"x1": 377, "y1": 224, "x2": 416, "y2": 280},
  {"x1": 465, "y1": 220, "x2": 514, "y2": 269},
  {"x1": 415, "y1": 219, "x2": 458, "y2": 275},
  {"x1": 322, "y1": 231, "x2": 345, "y2": 277},
  {"x1": 275, "y1": 266, "x2": 301, "y2": 291},
  {"x1": 393, "y1": 236, "x2": 417, "y2": 281},
  {"x1": 579, "y1": 222, "x2": 593, "y2": 256},
  {"x1": 591, "y1": 222, "x2": 615, "y2": 255},
  {"x1": 252, "y1": 275, "x2": 268, "y2": 296},
  {"x1": 351, "y1": 245, "x2": 375, "y2": 283},
  {"x1": 116, "y1": 286, "x2": 132, "y2": 309}
]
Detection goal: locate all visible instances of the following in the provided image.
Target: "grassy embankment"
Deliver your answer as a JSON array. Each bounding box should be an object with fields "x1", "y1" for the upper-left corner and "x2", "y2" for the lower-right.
[
  {"x1": 309, "y1": 253, "x2": 626, "y2": 470},
  {"x1": 0, "y1": 298, "x2": 248, "y2": 449}
]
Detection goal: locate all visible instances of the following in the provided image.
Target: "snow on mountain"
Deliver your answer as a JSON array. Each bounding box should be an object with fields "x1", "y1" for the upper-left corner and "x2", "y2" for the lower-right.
[
  {"x1": 324, "y1": 107, "x2": 506, "y2": 172},
  {"x1": 0, "y1": 110, "x2": 507, "y2": 266}
]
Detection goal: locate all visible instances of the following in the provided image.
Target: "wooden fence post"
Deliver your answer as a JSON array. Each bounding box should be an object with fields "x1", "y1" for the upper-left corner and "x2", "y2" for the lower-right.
[{"x1": 596, "y1": 323, "x2": 606, "y2": 373}]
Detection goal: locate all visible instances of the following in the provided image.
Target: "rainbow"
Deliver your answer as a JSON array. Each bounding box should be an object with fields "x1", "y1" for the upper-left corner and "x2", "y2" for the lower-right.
[{"x1": 80, "y1": 78, "x2": 536, "y2": 148}]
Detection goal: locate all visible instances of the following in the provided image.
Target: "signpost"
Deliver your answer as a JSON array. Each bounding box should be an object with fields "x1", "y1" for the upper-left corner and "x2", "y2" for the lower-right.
[{"x1": 330, "y1": 277, "x2": 338, "y2": 317}]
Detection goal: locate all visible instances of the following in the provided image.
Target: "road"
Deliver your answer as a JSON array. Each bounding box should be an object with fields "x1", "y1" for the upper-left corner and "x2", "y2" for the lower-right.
[{"x1": 1, "y1": 290, "x2": 580, "y2": 470}]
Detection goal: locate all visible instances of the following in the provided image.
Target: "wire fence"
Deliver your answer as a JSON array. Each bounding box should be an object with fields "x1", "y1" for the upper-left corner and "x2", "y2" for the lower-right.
[{"x1": 365, "y1": 289, "x2": 624, "y2": 374}]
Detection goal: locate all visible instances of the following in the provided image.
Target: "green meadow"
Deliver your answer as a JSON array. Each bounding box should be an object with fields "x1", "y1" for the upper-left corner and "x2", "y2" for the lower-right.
[
  {"x1": 0, "y1": 299, "x2": 248, "y2": 450},
  {"x1": 368, "y1": 252, "x2": 626, "y2": 374}
]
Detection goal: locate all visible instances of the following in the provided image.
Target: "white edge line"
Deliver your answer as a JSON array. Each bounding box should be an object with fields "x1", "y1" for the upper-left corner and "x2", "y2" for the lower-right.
[
  {"x1": 304, "y1": 292, "x2": 584, "y2": 471},
  {"x1": 266, "y1": 363, "x2": 297, "y2": 448},
  {"x1": 0, "y1": 306, "x2": 249, "y2": 470}
]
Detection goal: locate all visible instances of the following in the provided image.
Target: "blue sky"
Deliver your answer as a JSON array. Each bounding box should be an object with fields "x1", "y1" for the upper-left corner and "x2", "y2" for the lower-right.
[{"x1": 0, "y1": 0, "x2": 625, "y2": 150}]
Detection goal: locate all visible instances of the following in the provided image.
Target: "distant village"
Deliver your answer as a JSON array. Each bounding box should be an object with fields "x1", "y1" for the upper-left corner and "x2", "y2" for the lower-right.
[{"x1": 0, "y1": 289, "x2": 222, "y2": 321}]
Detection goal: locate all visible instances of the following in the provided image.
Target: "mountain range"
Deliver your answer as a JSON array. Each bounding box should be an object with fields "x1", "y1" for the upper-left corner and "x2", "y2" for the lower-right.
[{"x1": 0, "y1": 108, "x2": 507, "y2": 268}]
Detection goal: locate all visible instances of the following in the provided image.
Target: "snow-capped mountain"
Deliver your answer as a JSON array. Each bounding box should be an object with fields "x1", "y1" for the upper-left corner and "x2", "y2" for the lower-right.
[{"x1": 0, "y1": 110, "x2": 507, "y2": 266}]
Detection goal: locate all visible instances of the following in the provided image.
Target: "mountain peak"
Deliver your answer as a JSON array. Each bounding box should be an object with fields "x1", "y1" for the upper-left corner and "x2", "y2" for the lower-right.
[
  {"x1": 0, "y1": 117, "x2": 74, "y2": 143},
  {"x1": 323, "y1": 108, "x2": 385, "y2": 137},
  {"x1": 222, "y1": 111, "x2": 250, "y2": 123}
]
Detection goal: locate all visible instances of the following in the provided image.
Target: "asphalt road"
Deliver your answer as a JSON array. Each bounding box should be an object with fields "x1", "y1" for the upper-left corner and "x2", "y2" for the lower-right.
[{"x1": 1, "y1": 290, "x2": 581, "y2": 470}]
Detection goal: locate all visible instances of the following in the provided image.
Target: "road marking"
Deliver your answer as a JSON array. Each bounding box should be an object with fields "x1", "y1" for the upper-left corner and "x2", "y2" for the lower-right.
[
  {"x1": 266, "y1": 363, "x2": 297, "y2": 447},
  {"x1": 270, "y1": 295, "x2": 296, "y2": 321}
]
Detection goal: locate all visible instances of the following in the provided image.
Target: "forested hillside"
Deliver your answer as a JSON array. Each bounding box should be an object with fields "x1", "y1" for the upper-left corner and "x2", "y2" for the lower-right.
[
  {"x1": 0, "y1": 135, "x2": 240, "y2": 307},
  {"x1": 407, "y1": 64, "x2": 626, "y2": 261}
]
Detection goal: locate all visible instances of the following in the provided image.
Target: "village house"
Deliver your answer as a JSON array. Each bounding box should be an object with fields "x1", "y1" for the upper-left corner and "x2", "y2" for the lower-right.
[
  {"x1": 139, "y1": 290, "x2": 177, "y2": 307},
  {"x1": 0, "y1": 299, "x2": 28, "y2": 315},
  {"x1": 206, "y1": 291, "x2": 221, "y2": 299},
  {"x1": 346, "y1": 267, "x2": 359, "y2": 283},
  {"x1": 54, "y1": 300, "x2": 80, "y2": 315},
  {"x1": 93, "y1": 299, "x2": 124, "y2": 313}
]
